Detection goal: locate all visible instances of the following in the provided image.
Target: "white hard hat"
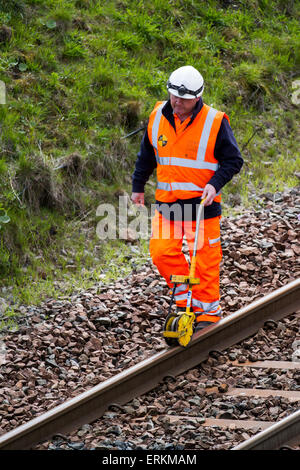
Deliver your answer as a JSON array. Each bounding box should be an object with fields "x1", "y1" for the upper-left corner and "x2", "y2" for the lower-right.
[{"x1": 167, "y1": 66, "x2": 204, "y2": 99}]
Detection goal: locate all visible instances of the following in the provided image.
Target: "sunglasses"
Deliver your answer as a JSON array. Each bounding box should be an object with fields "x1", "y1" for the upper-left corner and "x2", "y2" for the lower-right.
[{"x1": 167, "y1": 80, "x2": 203, "y2": 97}]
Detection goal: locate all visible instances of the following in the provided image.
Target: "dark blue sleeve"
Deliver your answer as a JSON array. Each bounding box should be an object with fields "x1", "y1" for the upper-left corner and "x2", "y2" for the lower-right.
[
  {"x1": 132, "y1": 129, "x2": 157, "y2": 193},
  {"x1": 208, "y1": 118, "x2": 243, "y2": 193}
]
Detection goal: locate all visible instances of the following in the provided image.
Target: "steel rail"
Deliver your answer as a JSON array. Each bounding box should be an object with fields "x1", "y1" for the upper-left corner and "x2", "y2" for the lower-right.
[
  {"x1": 0, "y1": 278, "x2": 299, "y2": 450},
  {"x1": 232, "y1": 409, "x2": 300, "y2": 450}
]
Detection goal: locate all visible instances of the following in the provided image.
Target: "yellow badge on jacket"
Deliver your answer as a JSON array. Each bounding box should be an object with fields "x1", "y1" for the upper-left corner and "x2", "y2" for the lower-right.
[{"x1": 158, "y1": 134, "x2": 168, "y2": 147}]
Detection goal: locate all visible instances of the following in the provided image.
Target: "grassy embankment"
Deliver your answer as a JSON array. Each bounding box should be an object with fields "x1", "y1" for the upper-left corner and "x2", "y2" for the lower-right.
[{"x1": 0, "y1": 0, "x2": 299, "y2": 325}]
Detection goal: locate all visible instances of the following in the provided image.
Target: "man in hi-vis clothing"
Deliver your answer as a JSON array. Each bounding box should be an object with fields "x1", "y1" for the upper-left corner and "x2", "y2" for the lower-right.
[{"x1": 131, "y1": 66, "x2": 243, "y2": 331}]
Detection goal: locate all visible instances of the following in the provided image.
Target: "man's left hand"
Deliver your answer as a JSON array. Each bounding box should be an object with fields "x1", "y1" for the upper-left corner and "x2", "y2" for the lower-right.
[{"x1": 202, "y1": 184, "x2": 216, "y2": 206}]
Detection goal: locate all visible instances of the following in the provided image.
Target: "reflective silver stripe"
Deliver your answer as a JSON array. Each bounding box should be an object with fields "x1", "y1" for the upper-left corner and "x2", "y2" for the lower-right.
[
  {"x1": 209, "y1": 237, "x2": 220, "y2": 246},
  {"x1": 157, "y1": 156, "x2": 170, "y2": 166},
  {"x1": 158, "y1": 156, "x2": 218, "y2": 171},
  {"x1": 192, "y1": 299, "x2": 221, "y2": 314},
  {"x1": 151, "y1": 102, "x2": 166, "y2": 157},
  {"x1": 157, "y1": 181, "x2": 171, "y2": 191},
  {"x1": 171, "y1": 182, "x2": 205, "y2": 191},
  {"x1": 174, "y1": 283, "x2": 188, "y2": 294},
  {"x1": 196, "y1": 107, "x2": 218, "y2": 162},
  {"x1": 170, "y1": 158, "x2": 219, "y2": 171},
  {"x1": 157, "y1": 180, "x2": 221, "y2": 195},
  {"x1": 174, "y1": 292, "x2": 188, "y2": 301}
]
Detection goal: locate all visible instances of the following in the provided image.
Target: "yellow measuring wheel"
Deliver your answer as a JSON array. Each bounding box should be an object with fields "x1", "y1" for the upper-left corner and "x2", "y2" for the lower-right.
[{"x1": 163, "y1": 306, "x2": 196, "y2": 347}]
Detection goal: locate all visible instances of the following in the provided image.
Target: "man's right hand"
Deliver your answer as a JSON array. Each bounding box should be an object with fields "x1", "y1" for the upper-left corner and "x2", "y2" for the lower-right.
[{"x1": 131, "y1": 192, "x2": 145, "y2": 206}]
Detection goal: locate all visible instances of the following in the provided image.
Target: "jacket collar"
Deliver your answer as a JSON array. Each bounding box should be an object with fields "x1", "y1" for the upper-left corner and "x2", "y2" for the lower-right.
[{"x1": 162, "y1": 98, "x2": 204, "y2": 131}]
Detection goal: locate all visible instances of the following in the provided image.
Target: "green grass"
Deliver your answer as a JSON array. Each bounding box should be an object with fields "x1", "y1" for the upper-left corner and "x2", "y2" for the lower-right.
[{"x1": 0, "y1": 0, "x2": 299, "y2": 314}]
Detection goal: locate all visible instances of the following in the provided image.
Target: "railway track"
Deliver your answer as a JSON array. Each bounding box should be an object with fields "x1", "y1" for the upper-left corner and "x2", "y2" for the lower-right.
[
  {"x1": 0, "y1": 278, "x2": 299, "y2": 451},
  {"x1": 232, "y1": 408, "x2": 300, "y2": 450}
]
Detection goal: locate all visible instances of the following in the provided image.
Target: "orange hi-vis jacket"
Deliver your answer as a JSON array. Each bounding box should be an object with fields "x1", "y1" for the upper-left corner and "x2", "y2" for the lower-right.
[{"x1": 147, "y1": 101, "x2": 229, "y2": 203}]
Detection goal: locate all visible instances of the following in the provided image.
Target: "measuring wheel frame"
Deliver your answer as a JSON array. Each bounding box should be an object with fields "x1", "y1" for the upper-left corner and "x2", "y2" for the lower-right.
[{"x1": 163, "y1": 313, "x2": 179, "y2": 347}]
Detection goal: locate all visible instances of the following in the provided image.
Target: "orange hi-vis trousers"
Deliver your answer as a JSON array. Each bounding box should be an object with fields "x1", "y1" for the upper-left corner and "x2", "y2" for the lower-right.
[{"x1": 149, "y1": 210, "x2": 222, "y2": 323}]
